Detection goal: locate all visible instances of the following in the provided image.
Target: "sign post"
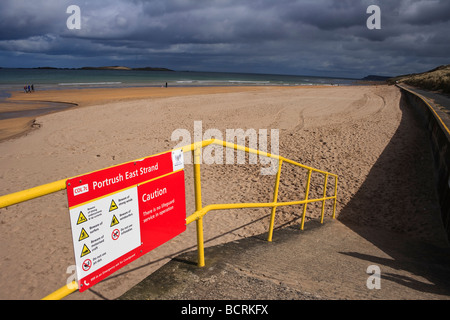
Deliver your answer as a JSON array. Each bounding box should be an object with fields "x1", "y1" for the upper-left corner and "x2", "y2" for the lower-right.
[{"x1": 66, "y1": 150, "x2": 186, "y2": 292}]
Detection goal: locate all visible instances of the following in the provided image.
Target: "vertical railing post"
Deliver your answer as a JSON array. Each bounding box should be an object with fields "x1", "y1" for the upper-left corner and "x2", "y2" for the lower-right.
[
  {"x1": 320, "y1": 174, "x2": 328, "y2": 224},
  {"x1": 300, "y1": 169, "x2": 312, "y2": 230},
  {"x1": 332, "y1": 176, "x2": 338, "y2": 219},
  {"x1": 193, "y1": 146, "x2": 205, "y2": 267},
  {"x1": 267, "y1": 159, "x2": 283, "y2": 242}
]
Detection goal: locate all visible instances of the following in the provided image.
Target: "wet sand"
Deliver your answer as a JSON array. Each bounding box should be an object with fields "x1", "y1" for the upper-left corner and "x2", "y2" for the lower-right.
[{"x1": 0, "y1": 86, "x2": 270, "y2": 142}]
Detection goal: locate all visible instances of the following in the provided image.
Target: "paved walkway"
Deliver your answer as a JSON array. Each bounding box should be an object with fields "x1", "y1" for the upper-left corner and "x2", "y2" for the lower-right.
[{"x1": 399, "y1": 84, "x2": 450, "y2": 131}]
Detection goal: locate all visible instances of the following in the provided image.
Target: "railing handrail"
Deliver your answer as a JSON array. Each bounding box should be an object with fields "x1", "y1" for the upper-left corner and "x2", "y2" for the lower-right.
[{"x1": 1, "y1": 139, "x2": 338, "y2": 300}]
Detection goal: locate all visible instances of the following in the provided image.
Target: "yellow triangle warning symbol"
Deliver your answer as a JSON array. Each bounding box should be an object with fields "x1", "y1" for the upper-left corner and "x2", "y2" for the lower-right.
[
  {"x1": 109, "y1": 199, "x2": 118, "y2": 212},
  {"x1": 110, "y1": 215, "x2": 119, "y2": 227},
  {"x1": 77, "y1": 211, "x2": 88, "y2": 225},
  {"x1": 78, "y1": 228, "x2": 89, "y2": 241},
  {"x1": 81, "y1": 244, "x2": 91, "y2": 257}
]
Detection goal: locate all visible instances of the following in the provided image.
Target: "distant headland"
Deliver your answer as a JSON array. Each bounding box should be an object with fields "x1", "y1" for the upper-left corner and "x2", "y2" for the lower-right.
[
  {"x1": 361, "y1": 75, "x2": 392, "y2": 81},
  {"x1": 32, "y1": 66, "x2": 174, "y2": 72}
]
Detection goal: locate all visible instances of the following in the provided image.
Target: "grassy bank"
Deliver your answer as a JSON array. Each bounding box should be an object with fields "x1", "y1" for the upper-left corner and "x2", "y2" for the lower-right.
[{"x1": 388, "y1": 65, "x2": 450, "y2": 94}]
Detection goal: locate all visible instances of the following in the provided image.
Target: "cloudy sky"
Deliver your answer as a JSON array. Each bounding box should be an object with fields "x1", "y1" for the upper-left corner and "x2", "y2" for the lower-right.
[{"x1": 0, "y1": 0, "x2": 449, "y2": 78}]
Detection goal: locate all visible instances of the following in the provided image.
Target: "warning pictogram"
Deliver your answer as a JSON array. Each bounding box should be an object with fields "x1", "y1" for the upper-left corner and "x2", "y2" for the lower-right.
[
  {"x1": 77, "y1": 211, "x2": 88, "y2": 225},
  {"x1": 111, "y1": 229, "x2": 120, "y2": 240},
  {"x1": 78, "y1": 228, "x2": 89, "y2": 241},
  {"x1": 82, "y1": 259, "x2": 92, "y2": 272},
  {"x1": 81, "y1": 244, "x2": 91, "y2": 257},
  {"x1": 109, "y1": 199, "x2": 118, "y2": 212},
  {"x1": 110, "y1": 215, "x2": 119, "y2": 227}
]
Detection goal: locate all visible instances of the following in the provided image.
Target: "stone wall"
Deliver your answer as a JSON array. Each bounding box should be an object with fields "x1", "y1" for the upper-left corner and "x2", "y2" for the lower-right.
[{"x1": 398, "y1": 85, "x2": 450, "y2": 242}]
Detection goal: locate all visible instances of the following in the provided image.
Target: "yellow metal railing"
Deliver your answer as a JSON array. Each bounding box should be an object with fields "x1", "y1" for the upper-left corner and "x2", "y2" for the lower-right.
[{"x1": 0, "y1": 139, "x2": 338, "y2": 300}]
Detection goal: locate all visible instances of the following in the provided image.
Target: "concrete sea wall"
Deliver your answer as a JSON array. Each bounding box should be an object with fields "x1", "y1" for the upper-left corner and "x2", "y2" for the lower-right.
[{"x1": 398, "y1": 85, "x2": 450, "y2": 242}]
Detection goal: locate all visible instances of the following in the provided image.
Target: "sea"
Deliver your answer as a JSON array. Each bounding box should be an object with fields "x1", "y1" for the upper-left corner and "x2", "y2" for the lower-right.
[
  {"x1": 0, "y1": 68, "x2": 360, "y2": 120},
  {"x1": 0, "y1": 68, "x2": 358, "y2": 93}
]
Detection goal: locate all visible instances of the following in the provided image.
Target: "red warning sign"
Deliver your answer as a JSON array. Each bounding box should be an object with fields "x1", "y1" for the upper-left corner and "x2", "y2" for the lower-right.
[
  {"x1": 138, "y1": 170, "x2": 187, "y2": 254},
  {"x1": 66, "y1": 150, "x2": 186, "y2": 292}
]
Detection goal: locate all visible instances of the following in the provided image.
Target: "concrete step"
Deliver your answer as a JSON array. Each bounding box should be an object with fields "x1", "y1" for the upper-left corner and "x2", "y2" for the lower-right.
[{"x1": 119, "y1": 219, "x2": 450, "y2": 300}]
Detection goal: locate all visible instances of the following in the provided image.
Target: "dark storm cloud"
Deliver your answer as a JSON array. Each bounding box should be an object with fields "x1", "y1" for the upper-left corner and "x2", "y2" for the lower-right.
[
  {"x1": 399, "y1": 0, "x2": 450, "y2": 25},
  {"x1": 0, "y1": 1, "x2": 67, "y2": 40},
  {"x1": 0, "y1": 0, "x2": 449, "y2": 77}
]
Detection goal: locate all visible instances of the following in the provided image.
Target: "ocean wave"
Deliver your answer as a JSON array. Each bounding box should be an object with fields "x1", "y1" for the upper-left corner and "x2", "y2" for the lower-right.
[
  {"x1": 58, "y1": 82, "x2": 122, "y2": 86},
  {"x1": 176, "y1": 80, "x2": 273, "y2": 85}
]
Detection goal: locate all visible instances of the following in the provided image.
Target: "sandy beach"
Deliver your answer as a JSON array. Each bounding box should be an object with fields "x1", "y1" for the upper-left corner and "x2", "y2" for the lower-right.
[
  {"x1": 0, "y1": 86, "x2": 268, "y2": 142},
  {"x1": 0, "y1": 84, "x2": 445, "y2": 300}
]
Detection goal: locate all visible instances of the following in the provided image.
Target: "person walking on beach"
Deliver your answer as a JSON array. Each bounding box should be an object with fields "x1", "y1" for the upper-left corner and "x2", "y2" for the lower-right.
[
  {"x1": 31, "y1": 84, "x2": 34, "y2": 92},
  {"x1": 24, "y1": 85, "x2": 27, "y2": 93},
  {"x1": 28, "y1": 85, "x2": 31, "y2": 93}
]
